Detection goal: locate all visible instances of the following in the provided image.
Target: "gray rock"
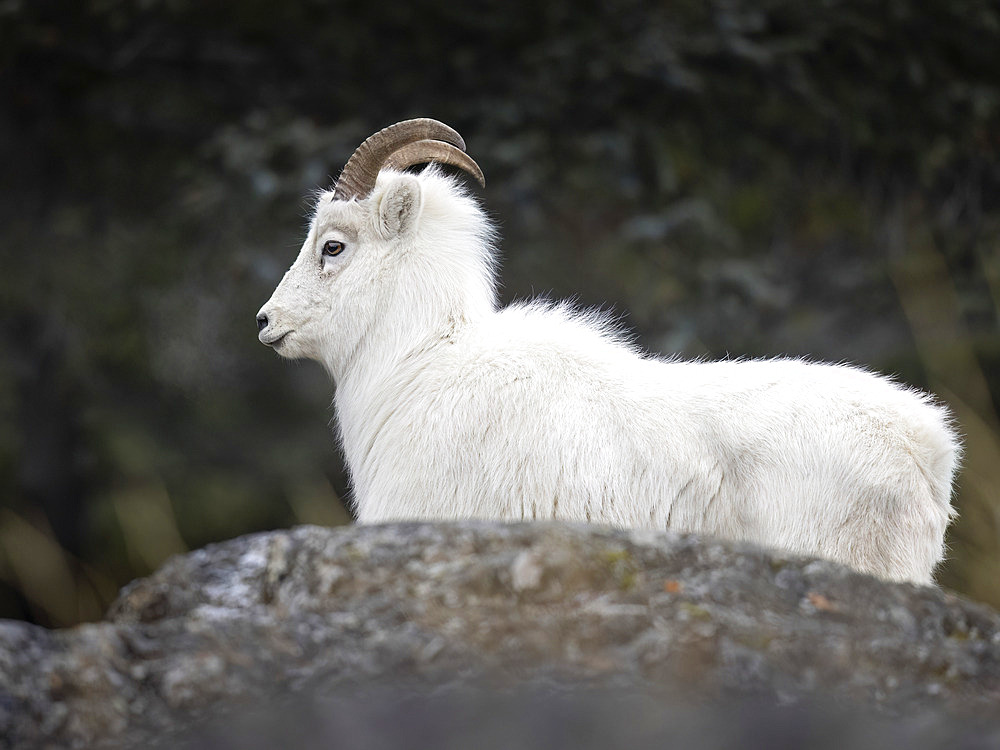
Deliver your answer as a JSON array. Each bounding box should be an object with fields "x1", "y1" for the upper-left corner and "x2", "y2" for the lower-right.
[{"x1": 1, "y1": 522, "x2": 999, "y2": 748}]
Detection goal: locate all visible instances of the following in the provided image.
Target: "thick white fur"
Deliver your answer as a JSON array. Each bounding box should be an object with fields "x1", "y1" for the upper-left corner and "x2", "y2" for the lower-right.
[{"x1": 258, "y1": 167, "x2": 960, "y2": 584}]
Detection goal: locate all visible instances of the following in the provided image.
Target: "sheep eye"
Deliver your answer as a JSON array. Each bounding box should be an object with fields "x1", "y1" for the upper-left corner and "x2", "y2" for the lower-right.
[{"x1": 322, "y1": 240, "x2": 344, "y2": 257}]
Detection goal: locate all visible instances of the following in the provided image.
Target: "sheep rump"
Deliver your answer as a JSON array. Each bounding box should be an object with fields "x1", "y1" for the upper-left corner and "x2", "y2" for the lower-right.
[{"x1": 344, "y1": 280, "x2": 956, "y2": 585}]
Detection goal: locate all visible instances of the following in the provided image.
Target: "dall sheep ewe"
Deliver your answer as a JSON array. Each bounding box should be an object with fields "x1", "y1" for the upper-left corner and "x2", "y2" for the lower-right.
[{"x1": 257, "y1": 118, "x2": 959, "y2": 584}]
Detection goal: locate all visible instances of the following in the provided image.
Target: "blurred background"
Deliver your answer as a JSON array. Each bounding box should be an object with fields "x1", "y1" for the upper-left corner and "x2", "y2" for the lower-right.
[{"x1": 1, "y1": 0, "x2": 998, "y2": 626}]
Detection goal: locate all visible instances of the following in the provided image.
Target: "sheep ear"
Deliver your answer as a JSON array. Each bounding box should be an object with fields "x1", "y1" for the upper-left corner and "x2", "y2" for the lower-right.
[{"x1": 375, "y1": 175, "x2": 422, "y2": 239}]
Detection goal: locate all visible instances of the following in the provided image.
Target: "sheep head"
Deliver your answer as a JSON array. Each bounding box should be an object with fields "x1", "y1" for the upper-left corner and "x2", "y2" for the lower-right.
[{"x1": 255, "y1": 119, "x2": 487, "y2": 375}]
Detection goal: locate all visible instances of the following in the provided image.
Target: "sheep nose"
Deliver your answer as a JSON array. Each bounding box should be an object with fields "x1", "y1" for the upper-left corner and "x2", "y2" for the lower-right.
[{"x1": 256, "y1": 313, "x2": 268, "y2": 332}]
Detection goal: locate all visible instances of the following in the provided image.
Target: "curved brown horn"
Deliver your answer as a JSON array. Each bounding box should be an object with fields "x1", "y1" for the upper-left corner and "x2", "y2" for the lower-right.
[
  {"x1": 333, "y1": 118, "x2": 481, "y2": 200},
  {"x1": 382, "y1": 140, "x2": 485, "y2": 188}
]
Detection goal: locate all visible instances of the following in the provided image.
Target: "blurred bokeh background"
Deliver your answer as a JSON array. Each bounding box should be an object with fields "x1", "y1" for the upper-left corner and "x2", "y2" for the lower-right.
[{"x1": 1, "y1": 0, "x2": 999, "y2": 626}]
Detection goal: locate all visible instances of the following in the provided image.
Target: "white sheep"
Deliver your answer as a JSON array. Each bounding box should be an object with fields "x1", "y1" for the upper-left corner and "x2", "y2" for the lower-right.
[{"x1": 257, "y1": 118, "x2": 960, "y2": 584}]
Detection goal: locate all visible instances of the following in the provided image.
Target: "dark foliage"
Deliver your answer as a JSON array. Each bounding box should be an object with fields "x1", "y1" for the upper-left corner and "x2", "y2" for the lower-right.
[{"x1": 1, "y1": 0, "x2": 998, "y2": 624}]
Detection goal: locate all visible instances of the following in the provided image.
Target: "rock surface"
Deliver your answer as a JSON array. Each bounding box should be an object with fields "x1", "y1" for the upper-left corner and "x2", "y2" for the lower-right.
[{"x1": 1, "y1": 522, "x2": 999, "y2": 748}]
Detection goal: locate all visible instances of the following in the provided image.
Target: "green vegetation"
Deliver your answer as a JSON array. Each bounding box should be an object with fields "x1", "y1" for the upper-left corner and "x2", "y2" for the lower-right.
[{"x1": 1, "y1": 0, "x2": 998, "y2": 625}]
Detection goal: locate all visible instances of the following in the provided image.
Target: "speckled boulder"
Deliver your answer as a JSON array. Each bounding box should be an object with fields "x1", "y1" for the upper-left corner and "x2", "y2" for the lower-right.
[{"x1": 1, "y1": 522, "x2": 998, "y2": 749}]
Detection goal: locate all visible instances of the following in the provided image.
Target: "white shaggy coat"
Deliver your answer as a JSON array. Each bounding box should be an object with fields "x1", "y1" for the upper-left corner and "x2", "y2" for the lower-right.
[{"x1": 258, "y1": 167, "x2": 960, "y2": 584}]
